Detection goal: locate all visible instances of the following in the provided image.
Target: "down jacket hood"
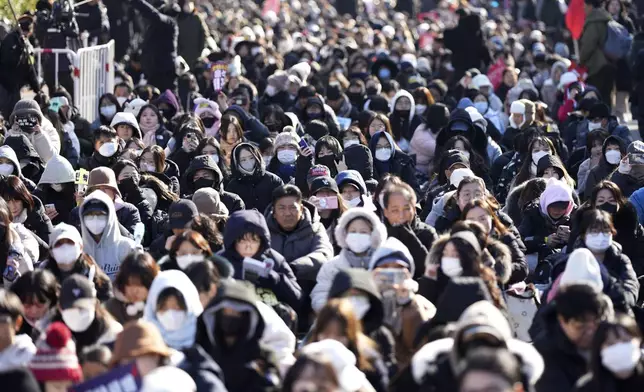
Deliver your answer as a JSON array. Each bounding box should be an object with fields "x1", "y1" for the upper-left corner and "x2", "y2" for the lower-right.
[
  {"x1": 38, "y1": 154, "x2": 75, "y2": 185},
  {"x1": 328, "y1": 268, "x2": 384, "y2": 334},
  {"x1": 368, "y1": 130, "x2": 397, "y2": 159},
  {"x1": 368, "y1": 236, "x2": 415, "y2": 277},
  {"x1": 110, "y1": 112, "x2": 142, "y2": 139},
  {"x1": 230, "y1": 142, "x2": 265, "y2": 178},
  {"x1": 200, "y1": 280, "x2": 264, "y2": 347},
  {"x1": 390, "y1": 89, "x2": 415, "y2": 121},
  {"x1": 411, "y1": 301, "x2": 545, "y2": 385},
  {"x1": 0, "y1": 145, "x2": 22, "y2": 177},
  {"x1": 223, "y1": 209, "x2": 271, "y2": 252},
  {"x1": 183, "y1": 155, "x2": 224, "y2": 191},
  {"x1": 426, "y1": 234, "x2": 513, "y2": 284},
  {"x1": 334, "y1": 207, "x2": 387, "y2": 251}
]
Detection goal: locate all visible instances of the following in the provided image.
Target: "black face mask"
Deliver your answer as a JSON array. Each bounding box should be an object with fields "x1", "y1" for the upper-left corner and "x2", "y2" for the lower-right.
[
  {"x1": 396, "y1": 110, "x2": 411, "y2": 119},
  {"x1": 598, "y1": 202, "x2": 618, "y2": 214},
  {"x1": 316, "y1": 155, "x2": 338, "y2": 176},
  {"x1": 201, "y1": 117, "x2": 216, "y2": 128},
  {"x1": 217, "y1": 312, "x2": 250, "y2": 339},
  {"x1": 347, "y1": 92, "x2": 364, "y2": 107},
  {"x1": 194, "y1": 178, "x2": 214, "y2": 190},
  {"x1": 366, "y1": 87, "x2": 379, "y2": 96}
]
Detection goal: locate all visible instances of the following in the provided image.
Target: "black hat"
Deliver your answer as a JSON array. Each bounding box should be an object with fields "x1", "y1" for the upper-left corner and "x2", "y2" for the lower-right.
[
  {"x1": 169, "y1": 200, "x2": 198, "y2": 230},
  {"x1": 60, "y1": 274, "x2": 95, "y2": 310},
  {"x1": 310, "y1": 176, "x2": 339, "y2": 195},
  {"x1": 588, "y1": 102, "x2": 611, "y2": 120},
  {"x1": 305, "y1": 120, "x2": 330, "y2": 141},
  {"x1": 579, "y1": 97, "x2": 598, "y2": 112},
  {"x1": 326, "y1": 84, "x2": 343, "y2": 101},
  {"x1": 81, "y1": 199, "x2": 109, "y2": 216},
  {"x1": 445, "y1": 149, "x2": 471, "y2": 169}
]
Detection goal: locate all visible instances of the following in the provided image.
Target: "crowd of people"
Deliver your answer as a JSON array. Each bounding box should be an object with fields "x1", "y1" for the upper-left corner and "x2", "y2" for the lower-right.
[{"x1": 2, "y1": 0, "x2": 644, "y2": 391}]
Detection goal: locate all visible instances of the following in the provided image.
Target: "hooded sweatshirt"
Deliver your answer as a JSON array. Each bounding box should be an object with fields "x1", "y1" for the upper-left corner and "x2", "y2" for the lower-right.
[
  {"x1": 4, "y1": 134, "x2": 44, "y2": 182},
  {"x1": 369, "y1": 131, "x2": 419, "y2": 192},
  {"x1": 143, "y1": 270, "x2": 204, "y2": 350},
  {"x1": 79, "y1": 190, "x2": 140, "y2": 279},
  {"x1": 311, "y1": 208, "x2": 387, "y2": 311},
  {"x1": 539, "y1": 179, "x2": 574, "y2": 218},
  {"x1": 389, "y1": 90, "x2": 416, "y2": 152},
  {"x1": 182, "y1": 154, "x2": 245, "y2": 213},
  {"x1": 0, "y1": 145, "x2": 36, "y2": 191},
  {"x1": 110, "y1": 112, "x2": 142, "y2": 139},
  {"x1": 0, "y1": 335, "x2": 36, "y2": 372},
  {"x1": 35, "y1": 155, "x2": 76, "y2": 224}
]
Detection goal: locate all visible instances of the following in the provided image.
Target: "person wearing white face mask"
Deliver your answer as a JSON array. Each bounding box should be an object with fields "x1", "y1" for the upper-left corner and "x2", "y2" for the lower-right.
[
  {"x1": 157, "y1": 230, "x2": 212, "y2": 273},
  {"x1": 266, "y1": 131, "x2": 307, "y2": 185},
  {"x1": 79, "y1": 126, "x2": 122, "y2": 170},
  {"x1": 41, "y1": 223, "x2": 112, "y2": 303},
  {"x1": 80, "y1": 190, "x2": 141, "y2": 280},
  {"x1": 576, "y1": 315, "x2": 644, "y2": 392},
  {"x1": 578, "y1": 209, "x2": 639, "y2": 308},
  {"x1": 585, "y1": 136, "x2": 626, "y2": 198},
  {"x1": 585, "y1": 102, "x2": 633, "y2": 147},
  {"x1": 336, "y1": 170, "x2": 373, "y2": 210},
  {"x1": 54, "y1": 274, "x2": 122, "y2": 354},
  {"x1": 0, "y1": 145, "x2": 37, "y2": 192},
  {"x1": 143, "y1": 270, "x2": 203, "y2": 350},
  {"x1": 369, "y1": 131, "x2": 419, "y2": 193},
  {"x1": 311, "y1": 207, "x2": 387, "y2": 312}
]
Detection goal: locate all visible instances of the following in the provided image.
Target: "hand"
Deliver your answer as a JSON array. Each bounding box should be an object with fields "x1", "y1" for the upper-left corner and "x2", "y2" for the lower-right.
[
  {"x1": 546, "y1": 234, "x2": 561, "y2": 248},
  {"x1": 45, "y1": 207, "x2": 59, "y2": 220},
  {"x1": 557, "y1": 227, "x2": 571, "y2": 243},
  {"x1": 75, "y1": 191, "x2": 85, "y2": 205},
  {"x1": 309, "y1": 196, "x2": 321, "y2": 209},
  {"x1": 165, "y1": 235, "x2": 176, "y2": 251},
  {"x1": 217, "y1": 92, "x2": 228, "y2": 111},
  {"x1": 32, "y1": 124, "x2": 41, "y2": 134},
  {"x1": 301, "y1": 146, "x2": 313, "y2": 157},
  {"x1": 337, "y1": 154, "x2": 348, "y2": 172}
]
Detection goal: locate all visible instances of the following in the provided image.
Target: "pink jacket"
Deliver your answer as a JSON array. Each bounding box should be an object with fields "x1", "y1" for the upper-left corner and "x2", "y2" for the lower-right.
[{"x1": 409, "y1": 124, "x2": 437, "y2": 176}]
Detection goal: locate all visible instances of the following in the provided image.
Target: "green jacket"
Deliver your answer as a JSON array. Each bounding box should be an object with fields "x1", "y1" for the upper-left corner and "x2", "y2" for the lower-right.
[{"x1": 579, "y1": 8, "x2": 611, "y2": 77}]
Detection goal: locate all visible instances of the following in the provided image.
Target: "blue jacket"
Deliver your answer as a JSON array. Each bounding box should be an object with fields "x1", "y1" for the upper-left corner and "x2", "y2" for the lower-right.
[
  {"x1": 630, "y1": 187, "x2": 644, "y2": 225},
  {"x1": 223, "y1": 105, "x2": 269, "y2": 144}
]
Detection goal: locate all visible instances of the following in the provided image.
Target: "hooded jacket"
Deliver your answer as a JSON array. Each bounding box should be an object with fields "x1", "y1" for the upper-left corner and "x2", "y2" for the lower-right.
[
  {"x1": 369, "y1": 131, "x2": 419, "y2": 193},
  {"x1": 79, "y1": 190, "x2": 141, "y2": 279},
  {"x1": 579, "y1": 7, "x2": 611, "y2": 77},
  {"x1": 343, "y1": 145, "x2": 375, "y2": 184},
  {"x1": 310, "y1": 208, "x2": 387, "y2": 311},
  {"x1": 409, "y1": 121, "x2": 439, "y2": 176},
  {"x1": 435, "y1": 108, "x2": 489, "y2": 162},
  {"x1": 389, "y1": 90, "x2": 416, "y2": 152},
  {"x1": 110, "y1": 111, "x2": 142, "y2": 139},
  {"x1": 223, "y1": 106, "x2": 270, "y2": 144},
  {"x1": 226, "y1": 143, "x2": 283, "y2": 213},
  {"x1": 265, "y1": 201, "x2": 334, "y2": 282},
  {"x1": 400, "y1": 301, "x2": 543, "y2": 392},
  {"x1": 195, "y1": 280, "x2": 280, "y2": 392},
  {"x1": 584, "y1": 136, "x2": 625, "y2": 197},
  {"x1": 182, "y1": 154, "x2": 244, "y2": 213},
  {"x1": 4, "y1": 134, "x2": 44, "y2": 183},
  {"x1": 221, "y1": 210, "x2": 302, "y2": 310},
  {"x1": 0, "y1": 145, "x2": 36, "y2": 191},
  {"x1": 13, "y1": 194, "x2": 53, "y2": 247},
  {"x1": 143, "y1": 270, "x2": 204, "y2": 350}
]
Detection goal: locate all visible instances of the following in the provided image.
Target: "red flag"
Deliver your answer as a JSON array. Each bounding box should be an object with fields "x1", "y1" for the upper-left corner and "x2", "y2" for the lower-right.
[{"x1": 566, "y1": 0, "x2": 586, "y2": 40}]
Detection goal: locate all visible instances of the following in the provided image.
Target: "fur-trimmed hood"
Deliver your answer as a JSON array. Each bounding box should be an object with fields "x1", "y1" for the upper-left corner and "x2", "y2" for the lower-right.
[
  {"x1": 334, "y1": 207, "x2": 387, "y2": 251},
  {"x1": 426, "y1": 234, "x2": 512, "y2": 284}
]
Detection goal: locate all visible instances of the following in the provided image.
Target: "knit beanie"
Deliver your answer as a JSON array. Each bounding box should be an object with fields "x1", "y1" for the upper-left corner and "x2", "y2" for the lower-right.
[
  {"x1": 560, "y1": 248, "x2": 604, "y2": 292},
  {"x1": 29, "y1": 322, "x2": 83, "y2": 383},
  {"x1": 10, "y1": 99, "x2": 43, "y2": 124},
  {"x1": 267, "y1": 71, "x2": 289, "y2": 91},
  {"x1": 274, "y1": 130, "x2": 301, "y2": 150}
]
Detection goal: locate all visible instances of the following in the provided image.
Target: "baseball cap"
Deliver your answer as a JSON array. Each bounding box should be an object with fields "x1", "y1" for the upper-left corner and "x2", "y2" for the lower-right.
[
  {"x1": 60, "y1": 275, "x2": 96, "y2": 310},
  {"x1": 169, "y1": 200, "x2": 199, "y2": 230},
  {"x1": 310, "y1": 176, "x2": 339, "y2": 195}
]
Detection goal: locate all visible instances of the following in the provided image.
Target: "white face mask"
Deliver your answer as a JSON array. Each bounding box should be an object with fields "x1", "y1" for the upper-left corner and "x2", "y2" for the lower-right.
[
  {"x1": 61, "y1": 308, "x2": 95, "y2": 332},
  {"x1": 126, "y1": 301, "x2": 145, "y2": 316},
  {"x1": 116, "y1": 97, "x2": 128, "y2": 106},
  {"x1": 585, "y1": 232, "x2": 612, "y2": 252},
  {"x1": 209, "y1": 154, "x2": 220, "y2": 164},
  {"x1": 375, "y1": 147, "x2": 392, "y2": 161},
  {"x1": 601, "y1": 341, "x2": 641, "y2": 374},
  {"x1": 0, "y1": 163, "x2": 14, "y2": 176},
  {"x1": 265, "y1": 85, "x2": 278, "y2": 97},
  {"x1": 140, "y1": 162, "x2": 156, "y2": 172},
  {"x1": 84, "y1": 215, "x2": 108, "y2": 235},
  {"x1": 588, "y1": 121, "x2": 603, "y2": 131},
  {"x1": 98, "y1": 141, "x2": 118, "y2": 157},
  {"x1": 343, "y1": 139, "x2": 359, "y2": 149},
  {"x1": 532, "y1": 150, "x2": 549, "y2": 165},
  {"x1": 176, "y1": 254, "x2": 205, "y2": 270},
  {"x1": 156, "y1": 309, "x2": 186, "y2": 331},
  {"x1": 347, "y1": 295, "x2": 371, "y2": 319},
  {"x1": 50, "y1": 183, "x2": 64, "y2": 192},
  {"x1": 345, "y1": 196, "x2": 361, "y2": 208},
  {"x1": 277, "y1": 149, "x2": 297, "y2": 164},
  {"x1": 346, "y1": 232, "x2": 372, "y2": 253},
  {"x1": 474, "y1": 101, "x2": 488, "y2": 114},
  {"x1": 415, "y1": 105, "x2": 427, "y2": 115},
  {"x1": 605, "y1": 150, "x2": 621, "y2": 165},
  {"x1": 52, "y1": 243, "x2": 81, "y2": 265},
  {"x1": 239, "y1": 159, "x2": 256, "y2": 173},
  {"x1": 100, "y1": 105, "x2": 117, "y2": 119},
  {"x1": 441, "y1": 257, "x2": 463, "y2": 277}
]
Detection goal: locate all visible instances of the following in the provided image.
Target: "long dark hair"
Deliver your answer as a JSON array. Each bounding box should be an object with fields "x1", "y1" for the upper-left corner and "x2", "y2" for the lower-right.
[
  {"x1": 0, "y1": 198, "x2": 12, "y2": 274},
  {"x1": 590, "y1": 181, "x2": 628, "y2": 209},
  {"x1": 0, "y1": 175, "x2": 35, "y2": 211},
  {"x1": 461, "y1": 199, "x2": 509, "y2": 236},
  {"x1": 514, "y1": 136, "x2": 556, "y2": 187},
  {"x1": 432, "y1": 135, "x2": 488, "y2": 180}
]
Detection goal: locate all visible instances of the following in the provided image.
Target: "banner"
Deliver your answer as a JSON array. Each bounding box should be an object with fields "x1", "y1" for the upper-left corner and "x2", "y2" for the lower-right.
[
  {"x1": 68, "y1": 363, "x2": 142, "y2": 392},
  {"x1": 566, "y1": 0, "x2": 586, "y2": 41},
  {"x1": 211, "y1": 61, "x2": 228, "y2": 93}
]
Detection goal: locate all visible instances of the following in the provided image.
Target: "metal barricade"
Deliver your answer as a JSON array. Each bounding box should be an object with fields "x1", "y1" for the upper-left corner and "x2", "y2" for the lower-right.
[{"x1": 33, "y1": 40, "x2": 115, "y2": 123}]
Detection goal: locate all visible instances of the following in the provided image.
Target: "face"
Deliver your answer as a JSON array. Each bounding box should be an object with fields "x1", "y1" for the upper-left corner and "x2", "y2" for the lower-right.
[
  {"x1": 558, "y1": 314, "x2": 600, "y2": 349},
  {"x1": 465, "y1": 206, "x2": 493, "y2": 233},
  {"x1": 274, "y1": 196, "x2": 303, "y2": 231},
  {"x1": 595, "y1": 188, "x2": 617, "y2": 207},
  {"x1": 384, "y1": 193, "x2": 414, "y2": 226},
  {"x1": 346, "y1": 218, "x2": 372, "y2": 235},
  {"x1": 124, "y1": 277, "x2": 148, "y2": 303},
  {"x1": 457, "y1": 183, "x2": 484, "y2": 210},
  {"x1": 193, "y1": 169, "x2": 215, "y2": 182},
  {"x1": 547, "y1": 203, "x2": 569, "y2": 220},
  {"x1": 140, "y1": 152, "x2": 157, "y2": 171},
  {"x1": 443, "y1": 241, "x2": 460, "y2": 258},
  {"x1": 369, "y1": 119, "x2": 386, "y2": 136},
  {"x1": 6, "y1": 199, "x2": 24, "y2": 218},
  {"x1": 23, "y1": 299, "x2": 50, "y2": 325},
  {"x1": 395, "y1": 97, "x2": 412, "y2": 111},
  {"x1": 375, "y1": 136, "x2": 391, "y2": 151},
  {"x1": 114, "y1": 85, "x2": 130, "y2": 99},
  {"x1": 317, "y1": 146, "x2": 334, "y2": 159},
  {"x1": 511, "y1": 113, "x2": 524, "y2": 125},
  {"x1": 316, "y1": 319, "x2": 349, "y2": 346},
  {"x1": 542, "y1": 167, "x2": 560, "y2": 180},
  {"x1": 202, "y1": 145, "x2": 218, "y2": 156},
  {"x1": 306, "y1": 105, "x2": 323, "y2": 118},
  {"x1": 606, "y1": 144, "x2": 621, "y2": 154},
  {"x1": 116, "y1": 124, "x2": 133, "y2": 140},
  {"x1": 341, "y1": 184, "x2": 361, "y2": 202},
  {"x1": 176, "y1": 240, "x2": 203, "y2": 257},
  {"x1": 238, "y1": 148, "x2": 256, "y2": 168},
  {"x1": 235, "y1": 233, "x2": 262, "y2": 258},
  {"x1": 454, "y1": 140, "x2": 466, "y2": 152},
  {"x1": 117, "y1": 166, "x2": 138, "y2": 183},
  {"x1": 95, "y1": 136, "x2": 117, "y2": 154},
  {"x1": 532, "y1": 140, "x2": 550, "y2": 154},
  {"x1": 608, "y1": 0, "x2": 620, "y2": 14},
  {"x1": 139, "y1": 108, "x2": 159, "y2": 128},
  {"x1": 157, "y1": 294, "x2": 183, "y2": 312},
  {"x1": 460, "y1": 371, "x2": 518, "y2": 392}
]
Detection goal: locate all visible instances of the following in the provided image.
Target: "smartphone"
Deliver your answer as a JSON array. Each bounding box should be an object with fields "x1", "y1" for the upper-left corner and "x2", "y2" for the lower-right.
[
  {"x1": 45, "y1": 204, "x2": 56, "y2": 213},
  {"x1": 373, "y1": 268, "x2": 407, "y2": 288},
  {"x1": 557, "y1": 225, "x2": 570, "y2": 237},
  {"x1": 317, "y1": 196, "x2": 338, "y2": 210},
  {"x1": 628, "y1": 153, "x2": 644, "y2": 165},
  {"x1": 298, "y1": 138, "x2": 309, "y2": 150}
]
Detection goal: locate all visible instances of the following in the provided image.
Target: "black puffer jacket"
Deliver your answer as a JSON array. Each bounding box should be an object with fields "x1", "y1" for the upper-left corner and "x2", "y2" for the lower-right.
[
  {"x1": 225, "y1": 143, "x2": 283, "y2": 213},
  {"x1": 182, "y1": 154, "x2": 245, "y2": 213},
  {"x1": 23, "y1": 196, "x2": 54, "y2": 245},
  {"x1": 518, "y1": 201, "x2": 575, "y2": 259},
  {"x1": 384, "y1": 217, "x2": 437, "y2": 279},
  {"x1": 369, "y1": 131, "x2": 419, "y2": 194},
  {"x1": 4, "y1": 134, "x2": 44, "y2": 184}
]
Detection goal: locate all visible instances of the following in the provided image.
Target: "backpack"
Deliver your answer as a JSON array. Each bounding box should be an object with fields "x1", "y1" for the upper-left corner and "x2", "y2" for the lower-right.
[{"x1": 603, "y1": 20, "x2": 633, "y2": 60}]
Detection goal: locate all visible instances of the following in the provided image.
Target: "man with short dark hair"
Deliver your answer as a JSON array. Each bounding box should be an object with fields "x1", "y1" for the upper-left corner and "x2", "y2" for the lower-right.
[{"x1": 534, "y1": 284, "x2": 609, "y2": 392}]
